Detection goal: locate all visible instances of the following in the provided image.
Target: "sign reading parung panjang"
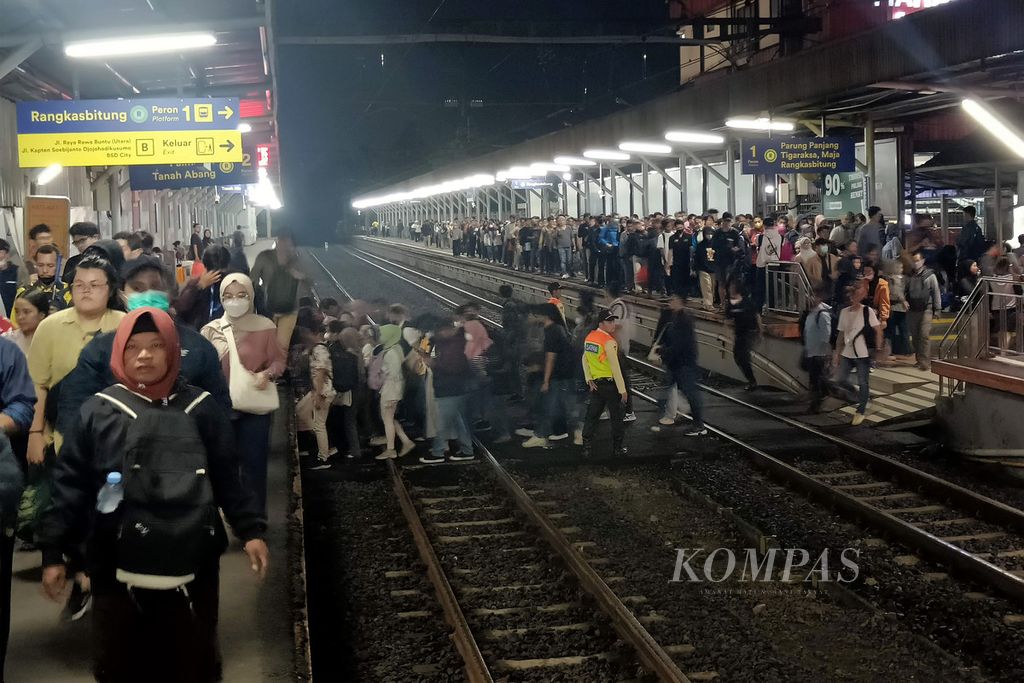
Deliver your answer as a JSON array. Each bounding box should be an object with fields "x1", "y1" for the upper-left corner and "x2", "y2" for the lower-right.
[{"x1": 741, "y1": 136, "x2": 855, "y2": 175}]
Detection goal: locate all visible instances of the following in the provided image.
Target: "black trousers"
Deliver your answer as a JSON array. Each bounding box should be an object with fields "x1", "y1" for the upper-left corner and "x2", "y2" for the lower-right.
[
  {"x1": 92, "y1": 564, "x2": 221, "y2": 683},
  {"x1": 806, "y1": 355, "x2": 829, "y2": 411},
  {"x1": 582, "y1": 379, "x2": 626, "y2": 450},
  {"x1": 733, "y1": 331, "x2": 757, "y2": 385},
  {"x1": 587, "y1": 249, "x2": 599, "y2": 282}
]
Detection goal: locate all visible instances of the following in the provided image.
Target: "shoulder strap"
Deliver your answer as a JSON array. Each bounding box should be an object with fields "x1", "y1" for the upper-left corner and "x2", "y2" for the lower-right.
[{"x1": 94, "y1": 387, "x2": 142, "y2": 419}]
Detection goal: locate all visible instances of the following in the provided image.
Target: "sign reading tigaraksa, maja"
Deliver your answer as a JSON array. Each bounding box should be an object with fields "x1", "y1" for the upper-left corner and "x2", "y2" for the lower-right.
[{"x1": 741, "y1": 136, "x2": 855, "y2": 175}]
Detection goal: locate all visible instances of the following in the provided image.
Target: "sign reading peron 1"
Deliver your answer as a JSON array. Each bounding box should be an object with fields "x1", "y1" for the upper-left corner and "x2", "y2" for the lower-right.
[
  {"x1": 16, "y1": 98, "x2": 243, "y2": 167},
  {"x1": 741, "y1": 136, "x2": 855, "y2": 175}
]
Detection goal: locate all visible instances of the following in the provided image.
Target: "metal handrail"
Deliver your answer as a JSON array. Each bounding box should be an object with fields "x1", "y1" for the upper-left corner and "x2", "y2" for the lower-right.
[
  {"x1": 764, "y1": 260, "x2": 813, "y2": 315},
  {"x1": 939, "y1": 278, "x2": 988, "y2": 361}
]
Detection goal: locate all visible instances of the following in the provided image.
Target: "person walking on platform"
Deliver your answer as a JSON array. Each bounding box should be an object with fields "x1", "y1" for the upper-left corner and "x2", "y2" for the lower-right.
[
  {"x1": 38, "y1": 307, "x2": 268, "y2": 683},
  {"x1": 596, "y1": 218, "x2": 620, "y2": 286},
  {"x1": 581, "y1": 310, "x2": 628, "y2": 457},
  {"x1": 725, "y1": 281, "x2": 760, "y2": 390},
  {"x1": 250, "y1": 230, "x2": 310, "y2": 352},
  {"x1": 669, "y1": 219, "x2": 694, "y2": 300},
  {"x1": 546, "y1": 281, "x2": 569, "y2": 329},
  {"x1": 801, "y1": 283, "x2": 833, "y2": 413},
  {"x1": 498, "y1": 285, "x2": 527, "y2": 400},
  {"x1": 694, "y1": 223, "x2": 718, "y2": 310},
  {"x1": 659, "y1": 295, "x2": 707, "y2": 436},
  {"x1": 834, "y1": 279, "x2": 883, "y2": 425},
  {"x1": 523, "y1": 303, "x2": 580, "y2": 449},
  {"x1": 905, "y1": 249, "x2": 942, "y2": 371},
  {"x1": 606, "y1": 283, "x2": 636, "y2": 421}
]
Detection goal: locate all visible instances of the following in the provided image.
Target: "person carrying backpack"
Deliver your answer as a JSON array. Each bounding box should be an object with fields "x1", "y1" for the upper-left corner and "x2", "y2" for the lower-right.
[
  {"x1": 37, "y1": 307, "x2": 268, "y2": 683},
  {"x1": 833, "y1": 279, "x2": 882, "y2": 425},
  {"x1": 905, "y1": 249, "x2": 942, "y2": 371},
  {"x1": 800, "y1": 283, "x2": 833, "y2": 413}
]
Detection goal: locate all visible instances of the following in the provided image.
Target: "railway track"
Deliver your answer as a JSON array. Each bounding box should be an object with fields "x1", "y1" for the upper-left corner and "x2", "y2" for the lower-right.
[
  {"x1": 314, "y1": 245, "x2": 1024, "y2": 607},
  {"x1": 309, "y1": 253, "x2": 697, "y2": 681}
]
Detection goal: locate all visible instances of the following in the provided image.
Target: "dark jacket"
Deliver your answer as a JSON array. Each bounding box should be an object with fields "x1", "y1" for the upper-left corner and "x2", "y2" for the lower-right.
[
  {"x1": 228, "y1": 247, "x2": 250, "y2": 276},
  {"x1": 711, "y1": 228, "x2": 742, "y2": 269},
  {"x1": 501, "y1": 297, "x2": 527, "y2": 341},
  {"x1": 660, "y1": 309, "x2": 698, "y2": 369},
  {"x1": 0, "y1": 262, "x2": 18, "y2": 315},
  {"x1": 957, "y1": 219, "x2": 985, "y2": 261},
  {"x1": 55, "y1": 322, "x2": 231, "y2": 438},
  {"x1": 37, "y1": 382, "x2": 265, "y2": 568},
  {"x1": 726, "y1": 295, "x2": 760, "y2": 335},
  {"x1": 432, "y1": 333, "x2": 470, "y2": 398},
  {"x1": 174, "y1": 279, "x2": 224, "y2": 330},
  {"x1": 0, "y1": 336, "x2": 35, "y2": 433}
]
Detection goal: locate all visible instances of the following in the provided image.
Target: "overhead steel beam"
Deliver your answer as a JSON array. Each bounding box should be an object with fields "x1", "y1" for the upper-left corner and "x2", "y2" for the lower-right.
[
  {"x1": 278, "y1": 34, "x2": 718, "y2": 46},
  {"x1": 874, "y1": 80, "x2": 1024, "y2": 100},
  {"x1": 0, "y1": 37, "x2": 42, "y2": 80},
  {"x1": 0, "y1": 16, "x2": 265, "y2": 49}
]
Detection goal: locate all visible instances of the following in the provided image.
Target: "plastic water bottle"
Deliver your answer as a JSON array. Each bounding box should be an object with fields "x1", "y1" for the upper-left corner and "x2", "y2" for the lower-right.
[{"x1": 96, "y1": 472, "x2": 123, "y2": 513}]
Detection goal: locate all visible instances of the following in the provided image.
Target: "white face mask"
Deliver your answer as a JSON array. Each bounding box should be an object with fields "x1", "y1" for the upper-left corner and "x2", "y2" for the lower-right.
[{"x1": 223, "y1": 298, "x2": 250, "y2": 318}]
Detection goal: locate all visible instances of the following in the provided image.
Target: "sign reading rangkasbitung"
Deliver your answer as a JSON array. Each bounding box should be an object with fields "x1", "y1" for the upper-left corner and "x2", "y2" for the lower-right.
[
  {"x1": 741, "y1": 136, "x2": 855, "y2": 175},
  {"x1": 17, "y1": 98, "x2": 243, "y2": 167}
]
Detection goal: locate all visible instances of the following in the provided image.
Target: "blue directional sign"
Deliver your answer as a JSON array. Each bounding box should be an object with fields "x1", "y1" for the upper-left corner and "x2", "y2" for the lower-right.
[
  {"x1": 17, "y1": 98, "x2": 240, "y2": 133},
  {"x1": 129, "y1": 155, "x2": 257, "y2": 191},
  {"x1": 741, "y1": 136, "x2": 856, "y2": 175}
]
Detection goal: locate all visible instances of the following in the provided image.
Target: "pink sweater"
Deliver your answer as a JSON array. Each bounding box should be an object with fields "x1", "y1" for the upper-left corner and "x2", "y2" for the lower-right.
[{"x1": 212, "y1": 327, "x2": 287, "y2": 379}]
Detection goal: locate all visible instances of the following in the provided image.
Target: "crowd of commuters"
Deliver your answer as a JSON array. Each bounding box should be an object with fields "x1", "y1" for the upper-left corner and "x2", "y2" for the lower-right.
[
  {"x1": 0, "y1": 222, "x2": 312, "y2": 682},
  {"x1": 373, "y1": 202, "x2": 1019, "y2": 426}
]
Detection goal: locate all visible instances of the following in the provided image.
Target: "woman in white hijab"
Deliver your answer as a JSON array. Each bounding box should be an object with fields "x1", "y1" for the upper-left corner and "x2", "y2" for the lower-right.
[{"x1": 202, "y1": 272, "x2": 286, "y2": 517}]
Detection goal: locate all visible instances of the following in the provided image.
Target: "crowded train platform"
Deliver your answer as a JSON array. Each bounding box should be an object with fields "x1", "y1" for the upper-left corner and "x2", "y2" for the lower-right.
[{"x1": 4, "y1": 0, "x2": 1024, "y2": 681}]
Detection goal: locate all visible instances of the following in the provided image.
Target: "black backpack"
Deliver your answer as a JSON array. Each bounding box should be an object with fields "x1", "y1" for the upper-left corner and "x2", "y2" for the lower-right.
[
  {"x1": 324, "y1": 341, "x2": 359, "y2": 393},
  {"x1": 95, "y1": 385, "x2": 219, "y2": 589},
  {"x1": 853, "y1": 306, "x2": 878, "y2": 350}
]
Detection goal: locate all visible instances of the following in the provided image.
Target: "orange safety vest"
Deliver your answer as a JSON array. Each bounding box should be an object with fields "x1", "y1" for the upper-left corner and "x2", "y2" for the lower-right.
[{"x1": 583, "y1": 328, "x2": 616, "y2": 379}]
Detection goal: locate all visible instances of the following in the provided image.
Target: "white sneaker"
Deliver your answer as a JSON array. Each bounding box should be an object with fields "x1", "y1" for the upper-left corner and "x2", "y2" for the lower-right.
[
  {"x1": 514, "y1": 428, "x2": 535, "y2": 438},
  {"x1": 522, "y1": 436, "x2": 550, "y2": 449},
  {"x1": 658, "y1": 416, "x2": 675, "y2": 426},
  {"x1": 573, "y1": 429, "x2": 583, "y2": 446},
  {"x1": 548, "y1": 433, "x2": 569, "y2": 441},
  {"x1": 561, "y1": 274, "x2": 569, "y2": 279},
  {"x1": 599, "y1": 411, "x2": 609, "y2": 421},
  {"x1": 623, "y1": 412, "x2": 637, "y2": 422}
]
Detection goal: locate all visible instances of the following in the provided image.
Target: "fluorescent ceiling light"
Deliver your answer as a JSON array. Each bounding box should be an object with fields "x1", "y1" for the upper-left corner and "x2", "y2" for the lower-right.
[
  {"x1": 664, "y1": 130, "x2": 725, "y2": 145},
  {"x1": 65, "y1": 32, "x2": 217, "y2": 58},
  {"x1": 553, "y1": 155, "x2": 595, "y2": 166},
  {"x1": 725, "y1": 117, "x2": 795, "y2": 132},
  {"x1": 561, "y1": 172, "x2": 572, "y2": 181},
  {"x1": 236, "y1": 122, "x2": 252, "y2": 133},
  {"x1": 618, "y1": 141, "x2": 672, "y2": 154},
  {"x1": 962, "y1": 98, "x2": 1024, "y2": 158},
  {"x1": 529, "y1": 162, "x2": 569, "y2": 173},
  {"x1": 36, "y1": 164, "x2": 62, "y2": 185},
  {"x1": 583, "y1": 149, "x2": 630, "y2": 161}
]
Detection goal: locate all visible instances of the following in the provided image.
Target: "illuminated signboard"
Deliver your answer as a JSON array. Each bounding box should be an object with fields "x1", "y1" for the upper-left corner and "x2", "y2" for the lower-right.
[
  {"x1": 256, "y1": 144, "x2": 271, "y2": 168},
  {"x1": 874, "y1": 0, "x2": 957, "y2": 19}
]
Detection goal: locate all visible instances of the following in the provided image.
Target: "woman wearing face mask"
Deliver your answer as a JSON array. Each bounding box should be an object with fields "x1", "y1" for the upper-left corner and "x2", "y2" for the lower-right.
[
  {"x1": 4, "y1": 290, "x2": 50, "y2": 356},
  {"x1": 201, "y1": 273, "x2": 285, "y2": 517}
]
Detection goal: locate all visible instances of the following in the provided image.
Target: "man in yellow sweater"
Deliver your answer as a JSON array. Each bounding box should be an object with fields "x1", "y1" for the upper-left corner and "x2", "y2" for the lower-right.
[{"x1": 581, "y1": 310, "x2": 628, "y2": 458}]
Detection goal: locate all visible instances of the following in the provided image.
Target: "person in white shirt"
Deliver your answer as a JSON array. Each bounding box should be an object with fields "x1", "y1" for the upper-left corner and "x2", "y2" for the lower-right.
[{"x1": 833, "y1": 278, "x2": 882, "y2": 425}]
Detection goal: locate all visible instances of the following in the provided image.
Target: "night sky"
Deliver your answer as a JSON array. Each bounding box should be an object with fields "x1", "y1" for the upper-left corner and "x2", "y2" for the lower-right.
[{"x1": 275, "y1": 0, "x2": 679, "y2": 241}]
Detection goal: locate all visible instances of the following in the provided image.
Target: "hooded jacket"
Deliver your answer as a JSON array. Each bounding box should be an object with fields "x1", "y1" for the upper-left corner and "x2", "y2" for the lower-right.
[{"x1": 37, "y1": 309, "x2": 265, "y2": 568}]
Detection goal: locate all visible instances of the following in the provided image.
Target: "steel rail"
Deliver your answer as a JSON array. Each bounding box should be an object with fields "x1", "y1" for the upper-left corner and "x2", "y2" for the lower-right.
[
  {"x1": 312, "y1": 245, "x2": 1024, "y2": 604},
  {"x1": 386, "y1": 460, "x2": 494, "y2": 683},
  {"x1": 474, "y1": 442, "x2": 690, "y2": 683}
]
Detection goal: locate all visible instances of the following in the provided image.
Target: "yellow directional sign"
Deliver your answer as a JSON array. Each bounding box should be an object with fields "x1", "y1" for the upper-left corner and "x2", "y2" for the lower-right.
[{"x1": 18, "y1": 131, "x2": 243, "y2": 168}]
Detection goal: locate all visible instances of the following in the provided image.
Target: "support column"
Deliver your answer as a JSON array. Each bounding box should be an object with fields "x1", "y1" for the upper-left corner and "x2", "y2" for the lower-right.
[
  {"x1": 641, "y1": 161, "x2": 650, "y2": 217},
  {"x1": 726, "y1": 144, "x2": 736, "y2": 215},
  {"x1": 865, "y1": 119, "x2": 876, "y2": 207},
  {"x1": 995, "y1": 166, "x2": 1003, "y2": 244},
  {"x1": 109, "y1": 173, "x2": 121, "y2": 233}
]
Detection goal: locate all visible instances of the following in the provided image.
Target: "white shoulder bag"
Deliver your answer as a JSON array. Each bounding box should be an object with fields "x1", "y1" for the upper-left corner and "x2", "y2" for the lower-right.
[{"x1": 223, "y1": 324, "x2": 280, "y2": 415}]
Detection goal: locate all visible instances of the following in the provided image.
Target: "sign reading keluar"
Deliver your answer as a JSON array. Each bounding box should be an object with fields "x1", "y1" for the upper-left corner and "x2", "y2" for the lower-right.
[
  {"x1": 17, "y1": 98, "x2": 243, "y2": 167},
  {"x1": 741, "y1": 136, "x2": 855, "y2": 175}
]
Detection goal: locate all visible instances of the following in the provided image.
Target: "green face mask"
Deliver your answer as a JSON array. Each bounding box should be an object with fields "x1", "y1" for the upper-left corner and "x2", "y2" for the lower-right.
[{"x1": 127, "y1": 290, "x2": 170, "y2": 313}]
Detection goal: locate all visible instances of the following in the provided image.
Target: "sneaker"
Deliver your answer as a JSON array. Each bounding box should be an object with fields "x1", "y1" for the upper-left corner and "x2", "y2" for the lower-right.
[
  {"x1": 599, "y1": 411, "x2": 610, "y2": 421},
  {"x1": 448, "y1": 452, "x2": 476, "y2": 462},
  {"x1": 328, "y1": 447, "x2": 339, "y2": 456},
  {"x1": 309, "y1": 455, "x2": 333, "y2": 470},
  {"x1": 623, "y1": 412, "x2": 637, "y2": 423},
  {"x1": 473, "y1": 420, "x2": 492, "y2": 432},
  {"x1": 658, "y1": 416, "x2": 676, "y2": 426},
  {"x1": 514, "y1": 428, "x2": 535, "y2": 438},
  {"x1": 548, "y1": 433, "x2": 569, "y2": 441},
  {"x1": 493, "y1": 435, "x2": 512, "y2": 444},
  {"x1": 573, "y1": 429, "x2": 583, "y2": 446},
  {"x1": 419, "y1": 455, "x2": 445, "y2": 465},
  {"x1": 561, "y1": 273, "x2": 569, "y2": 279},
  {"x1": 684, "y1": 425, "x2": 708, "y2": 437},
  {"x1": 61, "y1": 582, "x2": 91, "y2": 622},
  {"x1": 369, "y1": 436, "x2": 387, "y2": 446},
  {"x1": 375, "y1": 449, "x2": 398, "y2": 460},
  {"x1": 522, "y1": 436, "x2": 550, "y2": 449},
  {"x1": 851, "y1": 412, "x2": 866, "y2": 426},
  {"x1": 345, "y1": 452, "x2": 357, "y2": 459}
]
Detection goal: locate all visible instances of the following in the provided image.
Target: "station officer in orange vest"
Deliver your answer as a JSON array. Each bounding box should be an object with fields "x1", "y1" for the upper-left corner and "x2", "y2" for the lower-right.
[{"x1": 581, "y1": 309, "x2": 628, "y2": 457}]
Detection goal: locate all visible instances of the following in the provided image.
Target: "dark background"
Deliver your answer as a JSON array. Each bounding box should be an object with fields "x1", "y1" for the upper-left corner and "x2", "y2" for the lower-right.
[{"x1": 275, "y1": 0, "x2": 681, "y2": 241}]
